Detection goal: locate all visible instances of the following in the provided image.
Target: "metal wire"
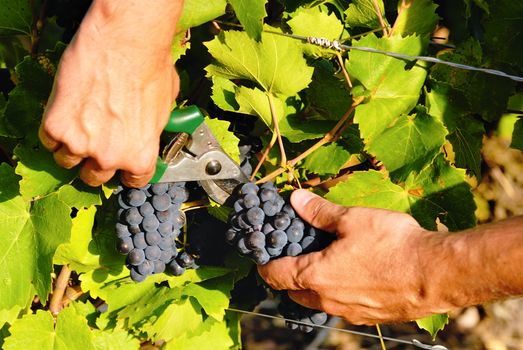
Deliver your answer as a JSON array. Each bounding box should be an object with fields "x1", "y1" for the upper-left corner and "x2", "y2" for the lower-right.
[
  {"x1": 227, "y1": 307, "x2": 449, "y2": 350},
  {"x1": 280, "y1": 33, "x2": 523, "y2": 83}
]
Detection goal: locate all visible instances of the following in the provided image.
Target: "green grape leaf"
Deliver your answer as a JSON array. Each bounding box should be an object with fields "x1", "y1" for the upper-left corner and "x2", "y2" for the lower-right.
[
  {"x1": 392, "y1": 0, "x2": 439, "y2": 36},
  {"x1": 416, "y1": 313, "x2": 449, "y2": 339},
  {"x1": 345, "y1": 0, "x2": 387, "y2": 29},
  {"x1": 426, "y1": 83, "x2": 484, "y2": 177},
  {"x1": 182, "y1": 276, "x2": 233, "y2": 321},
  {"x1": 511, "y1": 117, "x2": 523, "y2": 151},
  {"x1": 326, "y1": 156, "x2": 475, "y2": 231},
  {"x1": 228, "y1": 0, "x2": 267, "y2": 41},
  {"x1": 205, "y1": 29, "x2": 314, "y2": 96},
  {"x1": 56, "y1": 182, "x2": 102, "y2": 208},
  {"x1": 346, "y1": 34, "x2": 428, "y2": 143},
  {"x1": 14, "y1": 141, "x2": 78, "y2": 200},
  {"x1": 483, "y1": 0, "x2": 523, "y2": 70},
  {"x1": 287, "y1": 6, "x2": 344, "y2": 57},
  {"x1": 54, "y1": 207, "x2": 98, "y2": 272},
  {"x1": 142, "y1": 297, "x2": 203, "y2": 343},
  {"x1": 235, "y1": 86, "x2": 278, "y2": 128},
  {"x1": 211, "y1": 76, "x2": 240, "y2": 112},
  {"x1": 430, "y1": 39, "x2": 515, "y2": 123},
  {"x1": 306, "y1": 61, "x2": 352, "y2": 120},
  {"x1": 205, "y1": 117, "x2": 240, "y2": 162},
  {"x1": 0, "y1": 0, "x2": 33, "y2": 36},
  {"x1": 164, "y1": 317, "x2": 234, "y2": 350},
  {"x1": 92, "y1": 328, "x2": 140, "y2": 350},
  {"x1": 207, "y1": 197, "x2": 231, "y2": 223},
  {"x1": 278, "y1": 114, "x2": 334, "y2": 142},
  {"x1": 3, "y1": 308, "x2": 95, "y2": 350},
  {"x1": 178, "y1": 0, "x2": 227, "y2": 31},
  {"x1": 367, "y1": 106, "x2": 447, "y2": 180},
  {"x1": 303, "y1": 142, "x2": 352, "y2": 176}
]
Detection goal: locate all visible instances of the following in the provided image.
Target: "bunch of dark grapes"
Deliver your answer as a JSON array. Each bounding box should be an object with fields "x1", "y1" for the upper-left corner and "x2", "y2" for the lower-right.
[
  {"x1": 115, "y1": 182, "x2": 198, "y2": 282},
  {"x1": 226, "y1": 181, "x2": 332, "y2": 264},
  {"x1": 226, "y1": 181, "x2": 332, "y2": 332},
  {"x1": 238, "y1": 137, "x2": 261, "y2": 177},
  {"x1": 278, "y1": 294, "x2": 328, "y2": 332}
]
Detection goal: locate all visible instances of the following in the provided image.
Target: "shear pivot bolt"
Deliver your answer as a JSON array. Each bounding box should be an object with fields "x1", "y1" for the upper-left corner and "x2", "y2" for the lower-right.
[{"x1": 205, "y1": 160, "x2": 222, "y2": 175}]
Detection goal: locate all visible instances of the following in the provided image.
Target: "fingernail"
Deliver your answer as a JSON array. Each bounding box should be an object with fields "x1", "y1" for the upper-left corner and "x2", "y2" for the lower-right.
[{"x1": 291, "y1": 189, "x2": 316, "y2": 207}]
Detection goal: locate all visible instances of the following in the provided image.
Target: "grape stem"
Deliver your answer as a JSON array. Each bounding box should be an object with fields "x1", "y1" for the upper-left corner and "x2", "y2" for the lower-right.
[
  {"x1": 336, "y1": 51, "x2": 353, "y2": 89},
  {"x1": 250, "y1": 131, "x2": 278, "y2": 182},
  {"x1": 257, "y1": 96, "x2": 364, "y2": 184},
  {"x1": 49, "y1": 265, "x2": 71, "y2": 316},
  {"x1": 267, "y1": 92, "x2": 287, "y2": 167}
]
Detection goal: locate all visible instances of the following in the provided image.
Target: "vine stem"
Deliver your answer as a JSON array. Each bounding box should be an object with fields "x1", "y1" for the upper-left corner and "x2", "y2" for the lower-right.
[
  {"x1": 376, "y1": 324, "x2": 387, "y2": 350},
  {"x1": 49, "y1": 265, "x2": 71, "y2": 316},
  {"x1": 389, "y1": 0, "x2": 412, "y2": 37},
  {"x1": 373, "y1": 0, "x2": 389, "y2": 37},
  {"x1": 267, "y1": 92, "x2": 287, "y2": 167},
  {"x1": 257, "y1": 97, "x2": 363, "y2": 184}
]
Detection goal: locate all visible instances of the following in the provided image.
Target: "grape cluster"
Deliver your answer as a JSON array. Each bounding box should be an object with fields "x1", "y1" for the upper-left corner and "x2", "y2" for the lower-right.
[
  {"x1": 226, "y1": 182, "x2": 331, "y2": 265},
  {"x1": 278, "y1": 294, "x2": 328, "y2": 333},
  {"x1": 115, "y1": 182, "x2": 198, "y2": 282}
]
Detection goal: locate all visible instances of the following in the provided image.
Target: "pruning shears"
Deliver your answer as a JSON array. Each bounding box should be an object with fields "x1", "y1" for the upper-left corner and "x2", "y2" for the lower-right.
[{"x1": 151, "y1": 105, "x2": 249, "y2": 204}]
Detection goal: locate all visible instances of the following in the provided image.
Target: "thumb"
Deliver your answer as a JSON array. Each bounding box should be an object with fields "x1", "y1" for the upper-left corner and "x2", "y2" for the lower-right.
[{"x1": 291, "y1": 189, "x2": 348, "y2": 234}]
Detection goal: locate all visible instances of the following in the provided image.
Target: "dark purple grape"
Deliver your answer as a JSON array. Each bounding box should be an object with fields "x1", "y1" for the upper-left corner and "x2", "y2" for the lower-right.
[
  {"x1": 167, "y1": 260, "x2": 185, "y2": 276},
  {"x1": 291, "y1": 218, "x2": 305, "y2": 231},
  {"x1": 282, "y1": 204, "x2": 296, "y2": 219},
  {"x1": 246, "y1": 207, "x2": 265, "y2": 225},
  {"x1": 234, "y1": 199, "x2": 245, "y2": 212},
  {"x1": 260, "y1": 188, "x2": 276, "y2": 202},
  {"x1": 137, "y1": 259, "x2": 154, "y2": 275},
  {"x1": 243, "y1": 194, "x2": 260, "y2": 208},
  {"x1": 273, "y1": 212, "x2": 291, "y2": 230},
  {"x1": 156, "y1": 210, "x2": 172, "y2": 223},
  {"x1": 145, "y1": 230, "x2": 161, "y2": 245},
  {"x1": 262, "y1": 201, "x2": 279, "y2": 216},
  {"x1": 236, "y1": 238, "x2": 251, "y2": 255},
  {"x1": 132, "y1": 232, "x2": 147, "y2": 249},
  {"x1": 268, "y1": 230, "x2": 287, "y2": 248},
  {"x1": 153, "y1": 260, "x2": 166, "y2": 274},
  {"x1": 123, "y1": 207, "x2": 143, "y2": 226},
  {"x1": 286, "y1": 242, "x2": 302, "y2": 256},
  {"x1": 151, "y1": 183, "x2": 169, "y2": 195},
  {"x1": 267, "y1": 247, "x2": 283, "y2": 256},
  {"x1": 128, "y1": 249, "x2": 145, "y2": 266},
  {"x1": 117, "y1": 237, "x2": 133, "y2": 254},
  {"x1": 310, "y1": 312, "x2": 328, "y2": 325},
  {"x1": 145, "y1": 245, "x2": 161, "y2": 261},
  {"x1": 125, "y1": 189, "x2": 147, "y2": 206},
  {"x1": 245, "y1": 231, "x2": 265, "y2": 250},
  {"x1": 116, "y1": 223, "x2": 131, "y2": 238},
  {"x1": 152, "y1": 194, "x2": 171, "y2": 211},
  {"x1": 139, "y1": 202, "x2": 154, "y2": 217},
  {"x1": 300, "y1": 236, "x2": 318, "y2": 253},
  {"x1": 240, "y1": 182, "x2": 258, "y2": 195},
  {"x1": 225, "y1": 228, "x2": 238, "y2": 243},
  {"x1": 286, "y1": 225, "x2": 304, "y2": 243},
  {"x1": 130, "y1": 268, "x2": 146, "y2": 282},
  {"x1": 168, "y1": 186, "x2": 189, "y2": 203},
  {"x1": 172, "y1": 211, "x2": 186, "y2": 229},
  {"x1": 142, "y1": 215, "x2": 160, "y2": 232},
  {"x1": 262, "y1": 223, "x2": 275, "y2": 234},
  {"x1": 252, "y1": 248, "x2": 270, "y2": 265},
  {"x1": 160, "y1": 248, "x2": 176, "y2": 263},
  {"x1": 177, "y1": 252, "x2": 198, "y2": 269},
  {"x1": 117, "y1": 195, "x2": 131, "y2": 210},
  {"x1": 128, "y1": 225, "x2": 142, "y2": 234}
]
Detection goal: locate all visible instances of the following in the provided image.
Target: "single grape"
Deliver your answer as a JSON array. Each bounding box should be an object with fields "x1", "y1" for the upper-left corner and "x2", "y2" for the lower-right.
[
  {"x1": 158, "y1": 221, "x2": 174, "y2": 236},
  {"x1": 151, "y1": 183, "x2": 169, "y2": 195},
  {"x1": 137, "y1": 259, "x2": 154, "y2": 275},
  {"x1": 139, "y1": 202, "x2": 154, "y2": 217},
  {"x1": 241, "y1": 161, "x2": 252, "y2": 176},
  {"x1": 282, "y1": 204, "x2": 296, "y2": 219},
  {"x1": 237, "y1": 213, "x2": 252, "y2": 230},
  {"x1": 172, "y1": 211, "x2": 186, "y2": 229},
  {"x1": 308, "y1": 226, "x2": 317, "y2": 237},
  {"x1": 152, "y1": 194, "x2": 171, "y2": 211},
  {"x1": 156, "y1": 210, "x2": 172, "y2": 223},
  {"x1": 236, "y1": 238, "x2": 251, "y2": 255},
  {"x1": 245, "y1": 231, "x2": 265, "y2": 250},
  {"x1": 132, "y1": 232, "x2": 147, "y2": 249},
  {"x1": 145, "y1": 245, "x2": 162, "y2": 261},
  {"x1": 177, "y1": 252, "x2": 198, "y2": 269},
  {"x1": 286, "y1": 242, "x2": 302, "y2": 256},
  {"x1": 246, "y1": 207, "x2": 265, "y2": 226},
  {"x1": 267, "y1": 247, "x2": 283, "y2": 257},
  {"x1": 141, "y1": 214, "x2": 160, "y2": 232},
  {"x1": 262, "y1": 201, "x2": 279, "y2": 216},
  {"x1": 123, "y1": 207, "x2": 143, "y2": 226},
  {"x1": 286, "y1": 225, "x2": 304, "y2": 243},
  {"x1": 252, "y1": 248, "x2": 270, "y2": 265},
  {"x1": 160, "y1": 248, "x2": 175, "y2": 263},
  {"x1": 168, "y1": 186, "x2": 189, "y2": 203},
  {"x1": 125, "y1": 189, "x2": 147, "y2": 207},
  {"x1": 260, "y1": 188, "x2": 276, "y2": 202},
  {"x1": 300, "y1": 235, "x2": 318, "y2": 253},
  {"x1": 243, "y1": 194, "x2": 260, "y2": 208},
  {"x1": 262, "y1": 223, "x2": 275, "y2": 235},
  {"x1": 117, "y1": 237, "x2": 134, "y2": 254},
  {"x1": 128, "y1": 225, "x2": 142, "y2": 235},
  {"x1": 153, "y1": 260, "x2": 166, "y2": 274},
  {"x1": 145, "y1": 230, "x2": 161, "y2": 245},
  {"x1": 130, "y1": 268, "x2": 147, "y2": 282},
  {"x1": 225, "y1": 228, "x2": 238, "y2": 244},
  {"x1": 240, "y1": 182, "x2": 259, "y2": 195},
  {"x1": 291, "y1": 218, "x2": 305, "y2": 231},
  {"x1": 268, "y1": 230, "x2": 287, "y2": 249},
  {"x1": 158, "y1": 236, "x2": 174, "y2": 250},
  {"x1": 127, "y1": 249, "x2": 145, "y2": 266},
  {"x1": 273, "y1": 212, "x2": 291, "y2": 230},
  {"x1": 167, "y1": 260, "x2": 185, "y2": 276},
  {"x1": 233, "y1": 199, "x2": 244, "y2": 212},
  {"x1": 117, "y1": 195, "x2": 130, "y2": 210},
  {"x1": 238, "y1": 144, "x2": 252, "y2": 155},
  {"x1": 116, "y1": 223, "x2": 131, "y2": 238},
  {"x1": 310, "y1": 312, "x2": 328, "y2": 325}
]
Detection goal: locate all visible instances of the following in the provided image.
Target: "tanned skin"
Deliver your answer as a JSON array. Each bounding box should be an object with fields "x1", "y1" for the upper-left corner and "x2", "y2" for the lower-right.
[{"x1": 258, "y1": 190, "x2": 523, "y2": 325}]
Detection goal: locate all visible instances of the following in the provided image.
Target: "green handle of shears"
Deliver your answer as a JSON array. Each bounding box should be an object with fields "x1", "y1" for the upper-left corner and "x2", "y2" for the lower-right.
[{"x1": 150, "y1": 106, "x2": 205, "y2": 183}]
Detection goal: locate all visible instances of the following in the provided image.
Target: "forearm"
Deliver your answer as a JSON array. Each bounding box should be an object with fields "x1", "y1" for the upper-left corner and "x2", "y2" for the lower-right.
[
  {"x1": 425, "y1": 216, "x2": 523, "y2": 312},
  {"x1": 80, "y1": 0, "x2": 184, "y2": 51}
]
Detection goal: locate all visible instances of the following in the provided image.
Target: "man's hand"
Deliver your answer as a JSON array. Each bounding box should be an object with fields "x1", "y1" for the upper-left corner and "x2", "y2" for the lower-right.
[
  {"x1": 258, "y1": 190, "x2": 449, "y2": 325},
  {"x1": 39, "y1": 0, "x2": 183, "y2": 187}
]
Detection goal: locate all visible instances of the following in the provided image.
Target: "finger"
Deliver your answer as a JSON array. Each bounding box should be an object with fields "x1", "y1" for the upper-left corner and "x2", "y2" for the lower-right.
[
  {"x1": 38, "y1": 123, "x2": 60, "y2": 152},
  {"x1": 290, "y1": 189, "x2": 349, "y2": 233},
  {"x1": 257, "y1": 252, "x2": 321, "y2": 291},
  {"x1": 120, "y1": 161, "x2": 156, "y2": 188},
  {"x1": 288, "y1": 290, "x2": 323, "y2": 311},
  {"x1": 53, "y1": 145, "x2": 83, "y2": 169},
  {"x1": 80, "y1": 159, "x2": 116, "y2": 187}
]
